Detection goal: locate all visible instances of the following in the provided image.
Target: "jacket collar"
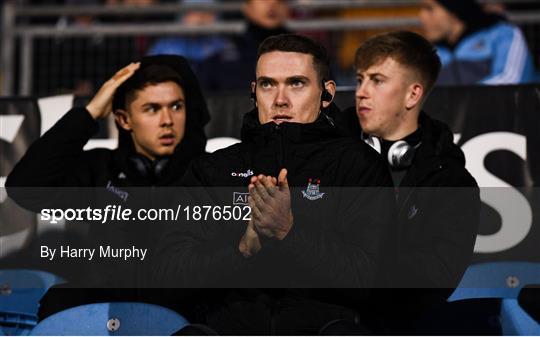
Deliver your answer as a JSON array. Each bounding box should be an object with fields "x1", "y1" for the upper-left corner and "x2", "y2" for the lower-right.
[
  {"x1": 399, "y1": 112, "x2": 465, "y2": 187},
  {"x1": 240, "y1": 103, "x2": 344, "y2": 145}
]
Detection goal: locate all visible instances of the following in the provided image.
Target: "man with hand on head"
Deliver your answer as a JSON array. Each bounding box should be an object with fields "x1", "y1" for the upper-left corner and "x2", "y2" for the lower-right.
[
  {"x1": 341, "y1": 31, "x2": 480, "y2": 333},
  {"x1": 5, "y1": 55, "x2": 210, "y2": 320},
  {"x1": 151, "y1": 34, "x2": 396, "y2": 335},
  {"x1": 7, "y1": 55, "x2": 209, "y2": 195}
]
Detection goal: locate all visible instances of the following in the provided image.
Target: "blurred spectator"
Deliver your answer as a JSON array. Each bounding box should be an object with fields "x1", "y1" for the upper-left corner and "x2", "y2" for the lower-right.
[
  {"x1": 32, "y1": 0, "x2": 156, "y2": 96},
  {"x1": 197, "y1": 0, "x2": 290, "y2": 91},
  {"x1": 419, "y1": 0, "x2": 538, "y2": 85},
  {"x1": 147, "y1": 0, "x2": 229, "y2": 71},
  {"x1": 482, "y1": 2, "x2": 507, "y2": 16},
  {"x1": 335, "y1": 5, "x2": 420, "y2": 86}
]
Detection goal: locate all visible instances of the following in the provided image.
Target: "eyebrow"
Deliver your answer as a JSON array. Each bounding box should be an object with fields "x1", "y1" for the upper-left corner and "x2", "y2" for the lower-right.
[
  {"x1": 141, "y1": 98, "x2": 185, "y2": 108},
  {"x1": 286, "y1": 76, "x2": 310, "y2": 84},
  {"x1": 256, "y1": 76, "x2": 277, "y2": 85},
  {"x1": 356, "y1": 72, "x2": 389, "y2": 79},
  {"x1": 256, "y1": 75, "x2": 311, "y2": 84}
]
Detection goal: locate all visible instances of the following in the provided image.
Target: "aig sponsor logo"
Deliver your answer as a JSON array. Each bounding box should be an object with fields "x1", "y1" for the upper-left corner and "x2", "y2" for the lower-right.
[{"x1": 233, "y1": 192, "x2": 249, "y2": 205}]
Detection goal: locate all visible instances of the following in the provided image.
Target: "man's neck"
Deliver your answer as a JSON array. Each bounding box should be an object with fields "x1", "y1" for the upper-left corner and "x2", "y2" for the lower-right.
[
  {"x1": 383, "y1": 124, "x2": 419, "y2": 142},
  {"x1": 380, "y1": 110, "x2": 420, "y2": 141}
]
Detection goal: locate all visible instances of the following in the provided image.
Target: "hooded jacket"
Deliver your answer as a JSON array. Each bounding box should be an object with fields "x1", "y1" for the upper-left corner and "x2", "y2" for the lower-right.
[
  {"x1": 143, "y1": 104, "x2": 396, "y2": 331},
  {"x1": 393, "y1": 112, "x2": 480, "y2": 289},
  {"x1": 338, "y1": 108, "x2": 480, "y2": 333},
  {"x1": 6, "y1": 55, "x2": 209, "y2": 207},
  {"x1": 149, "y1": 104, "x2": 395, "y2": 288},
  {"x1": 340, "y1": 108, "x2": 479, "y2": 289},
  {"x1": 4, "y1": 55, "x2": 210, "y2": 289}
]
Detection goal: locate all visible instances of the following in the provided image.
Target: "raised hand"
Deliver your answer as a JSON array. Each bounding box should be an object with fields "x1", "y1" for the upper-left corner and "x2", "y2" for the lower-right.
[{"x1": 86, "y1": 62, "x2": 140, "y2": 120}]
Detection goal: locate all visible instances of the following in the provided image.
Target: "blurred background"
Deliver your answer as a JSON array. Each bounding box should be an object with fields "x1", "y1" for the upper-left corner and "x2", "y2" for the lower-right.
[
  {"x1": 1, "y1": 0, "x2": 539, "y2": 98},
  {"x1": 1, "y1": 6, "x2": 540, "y2": 334}
]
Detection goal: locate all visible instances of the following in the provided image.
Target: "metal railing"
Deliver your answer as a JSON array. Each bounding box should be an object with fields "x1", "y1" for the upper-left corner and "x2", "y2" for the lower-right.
[{"x1": 2, "y1": 0, "x2": 540, "y2": 96}]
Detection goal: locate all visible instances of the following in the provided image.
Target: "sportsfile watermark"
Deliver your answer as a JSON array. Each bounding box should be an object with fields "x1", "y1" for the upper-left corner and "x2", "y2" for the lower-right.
[{"x1": 40, "y1": 204, "x2": 252, "y2": 224}]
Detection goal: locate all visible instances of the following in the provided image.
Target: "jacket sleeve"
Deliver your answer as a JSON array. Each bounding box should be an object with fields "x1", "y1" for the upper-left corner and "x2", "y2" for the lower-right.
[
  {"x1": 5, "y1": 107, "x2": 98, "y2": 210},
  {"x1": 482, "y1": 24, "x2": 534, "y2": 85},
  {"x1": 264, "y1": 149, "x2": 396, "y2": 288}
]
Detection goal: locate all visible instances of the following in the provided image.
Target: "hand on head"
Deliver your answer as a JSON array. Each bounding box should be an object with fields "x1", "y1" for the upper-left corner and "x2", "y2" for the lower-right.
[{"x1": 86, "y1": 62, "x2": 141, "y2": 120}]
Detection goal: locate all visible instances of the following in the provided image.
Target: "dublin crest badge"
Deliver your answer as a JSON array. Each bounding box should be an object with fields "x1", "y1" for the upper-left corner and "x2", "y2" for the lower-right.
[{"x1": 301, "y1": 178, "x2": 324, "y2": 200}]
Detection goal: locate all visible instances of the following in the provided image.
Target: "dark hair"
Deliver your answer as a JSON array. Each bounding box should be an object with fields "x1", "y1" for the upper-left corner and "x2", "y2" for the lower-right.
[
  {"x1": 257, "y1": 33, "x2": 331, "y2": 83},
  {"x1": 112, "y1": 64, "x2": 185, "y2": 111},
  {"x1": 355, "y1": 31, "x2": 442, "y2": 95}
]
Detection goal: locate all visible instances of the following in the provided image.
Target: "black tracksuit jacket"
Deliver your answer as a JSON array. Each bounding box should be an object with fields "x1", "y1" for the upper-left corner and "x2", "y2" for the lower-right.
[
  {"x1": 144, "y1": 106, "x2": 397, "y2": 333},
  {"x1": 339, "y1": 108, "x2": 480, "y2": 333},
  {"x1": 150, "y1": 106, "x2": 396, "y2": 288},
  {"x1": 4, "y1": 55, "x2": 210, "y2": 318},
  {"x1": 6, "y1": 55, "x2": 209, "y2": 194}
]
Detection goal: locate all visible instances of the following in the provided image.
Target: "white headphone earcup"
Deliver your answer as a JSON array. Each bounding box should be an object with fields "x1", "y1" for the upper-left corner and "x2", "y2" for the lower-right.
[{"x1": 364, "y1": 136, "x2": 382, "y2": 154}]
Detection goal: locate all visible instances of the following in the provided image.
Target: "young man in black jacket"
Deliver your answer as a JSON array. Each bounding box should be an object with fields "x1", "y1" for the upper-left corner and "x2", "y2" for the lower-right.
[
  {"x1": 4, "y1": 55, "x2": 210, "y2": 318},
  {"x1": 6, "y1": 54, "x2": 209, "y2": 267},
  {"x1": 6, "y1": 54, "x2": 209, "y2": 193},
  {"x1": 342, "y1": 31, "x2": 480, "y2": 333},
  {"x1": 149, "y1": 34, "x2": 396, "y2": 335}
]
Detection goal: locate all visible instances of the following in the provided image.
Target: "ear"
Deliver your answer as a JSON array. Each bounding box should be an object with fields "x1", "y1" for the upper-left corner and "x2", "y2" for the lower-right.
[
  {"x1": 405, "y1": 82, "x2": 424, "y2": 110},
  {"x1": 322, "y1": 80, "x2": 337, "y2": 109},
  {"x1": 114, "y1": 109, "x2": 131, "y2": 131},
  {"x1": 250, "y1": 81, "x2": 258, "y2": 107}
]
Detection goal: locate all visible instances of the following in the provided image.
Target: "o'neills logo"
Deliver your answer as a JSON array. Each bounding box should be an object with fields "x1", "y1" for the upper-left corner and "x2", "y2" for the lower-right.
[
  {"x1": 231, "y1": 169, "x2": 254, "y2": 178},
  {"x1": 106, "y1": 181, "x2": 129, "y2": 202}
]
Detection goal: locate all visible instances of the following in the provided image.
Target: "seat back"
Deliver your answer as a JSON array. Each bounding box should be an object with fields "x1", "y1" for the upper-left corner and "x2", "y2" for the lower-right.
[
  {"x1": 449, "y1": 262, "x2": 540, "y2": 301},
  {"x1": 0, "y1": 269, "x2": 64, "y2": 316},
  {"x1": 0, "y1": 269, "x2": 64, "y2": 335},
  {"x1": 30, "y1": 302, "x2": 189, "y2": 336}
]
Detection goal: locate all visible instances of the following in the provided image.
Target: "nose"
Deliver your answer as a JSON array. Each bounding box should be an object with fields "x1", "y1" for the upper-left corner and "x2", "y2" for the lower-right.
[
  {"x1": 356, "y1": 81, "x2": 369, "y2": 100},
  {"x1": 159, "y1": 108, "x2": 173, "y2": 127},
  {"x1": 274, "y1": 85, "x2": 289, "y2": 108}
]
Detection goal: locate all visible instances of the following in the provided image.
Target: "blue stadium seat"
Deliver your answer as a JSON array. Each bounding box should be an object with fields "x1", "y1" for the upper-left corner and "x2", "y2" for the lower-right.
[
  {"x1": 448, "y1": 262, "x2": 540, "y2": 335},
  {"x1": 449, "y1": 262, "x2": 540, "y2": 301},
  {"x1": 30, "y1": 302, "x2": 189, "y2": 336},
  {"x1": 0, "y1": 269, "x2": 64, "y2": 336},
  {"x1": 500, "y1": 298, "x2": 540, "y2": 335}
]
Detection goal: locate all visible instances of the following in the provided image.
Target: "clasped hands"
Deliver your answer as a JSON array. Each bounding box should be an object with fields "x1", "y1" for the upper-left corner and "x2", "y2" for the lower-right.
[{"x1": 238, "y1": 168, "x2": 293, "y2": 258}]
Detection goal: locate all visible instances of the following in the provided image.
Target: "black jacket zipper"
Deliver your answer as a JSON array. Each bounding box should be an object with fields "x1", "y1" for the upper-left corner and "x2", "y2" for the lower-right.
[{"x1": 275, "y1": 124, "x2": 284, "y2": 175}]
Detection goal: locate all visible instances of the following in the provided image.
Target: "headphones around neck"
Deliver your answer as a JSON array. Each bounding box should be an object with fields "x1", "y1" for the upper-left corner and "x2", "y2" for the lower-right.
[
  {"x1": 361, "y1": 131, "x2": 420, "y2": 169},
  {"x1": 128, "y1": 154, "x2": 170, "y2": 180}
]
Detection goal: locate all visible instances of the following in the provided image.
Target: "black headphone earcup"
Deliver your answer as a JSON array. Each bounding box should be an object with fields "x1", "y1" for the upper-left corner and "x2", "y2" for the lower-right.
[
  {"x1": 129, "y1": 155, "x2": 153, "y2": 179},
  {"x1": 153, "y1": 158, "x2": 169, "y2": 179},
  {"x1": 128, "y1": 155, "x2": 170, "y2": 180},
  {"x1": 322, "y1": 89, "x2": 333, "y2": 103}
]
